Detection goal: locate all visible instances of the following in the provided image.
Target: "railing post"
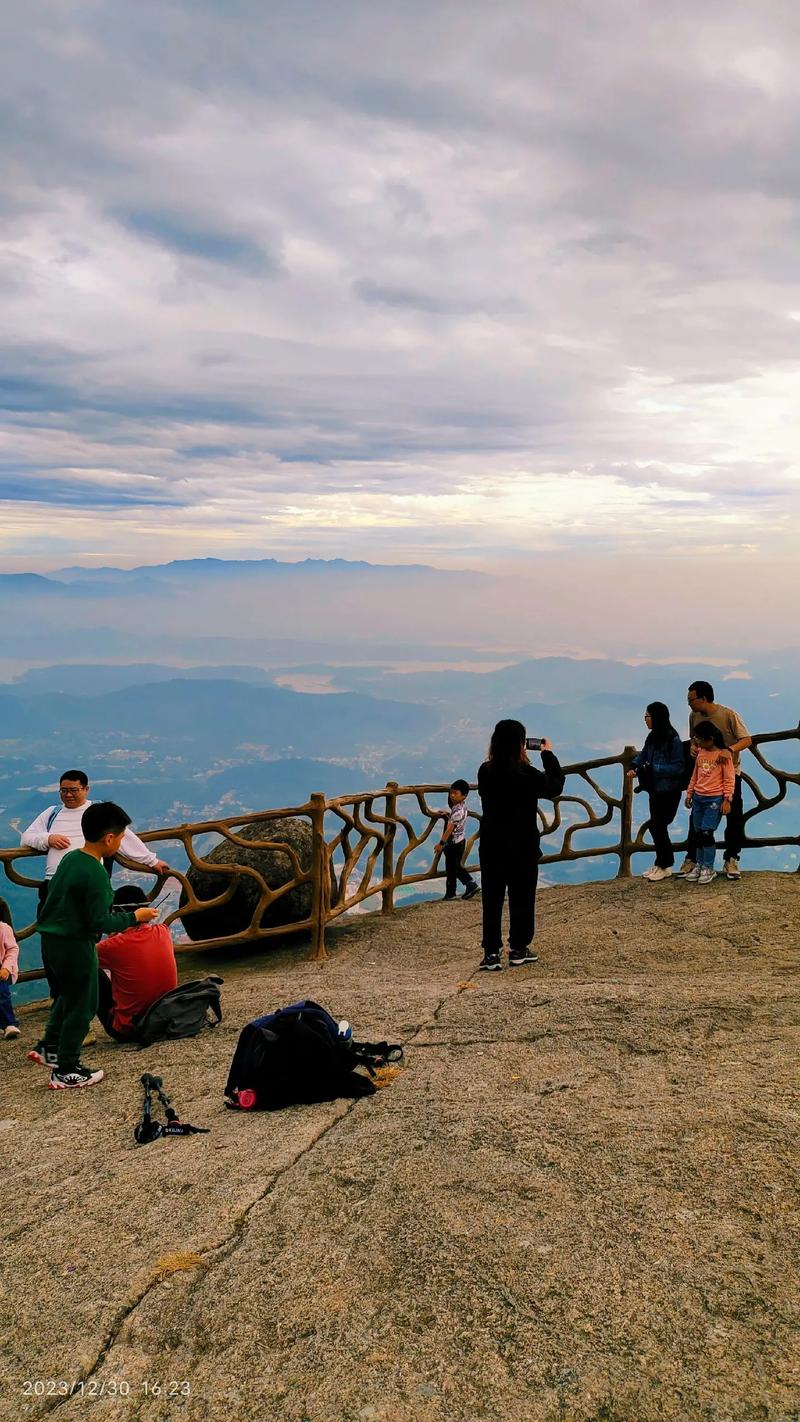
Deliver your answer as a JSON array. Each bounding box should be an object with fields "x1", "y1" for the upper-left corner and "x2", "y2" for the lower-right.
[
  {"x1": 309, "y1": 792, "x2": 328, "y2": 961},
  {"x1": 617, "y1": 747, "x2": 636, "y2": 878},
  {"x1": 382, "y1": 780, "x2": 399, "y2": 914}
]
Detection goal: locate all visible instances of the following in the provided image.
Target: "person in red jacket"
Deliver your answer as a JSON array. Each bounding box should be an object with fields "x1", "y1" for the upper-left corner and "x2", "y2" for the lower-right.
[{"x1": 97, "y1": 885, "x2": 177, "y2": 1040}]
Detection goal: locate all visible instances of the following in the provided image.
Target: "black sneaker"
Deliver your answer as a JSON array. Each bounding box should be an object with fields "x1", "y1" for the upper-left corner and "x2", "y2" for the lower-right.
[
  {"x1": 479, "y1": 953, "x2": 502, "y2": 971},
  {"x1": 509, "y1": 950, "x2": 539, "y2": 967},
  {"x1": 48, "y1": 1064, "x2": 104, "y2": 1090},
  {"x1": 442, "y1": 893, "x2": 456, "y2": 901},
  {"x1": 28, "y1": 1043, "x2": 58, "y2": 1068},
  {"x1": 462, "y1": 884, "x2": 480, "y2": 900}
]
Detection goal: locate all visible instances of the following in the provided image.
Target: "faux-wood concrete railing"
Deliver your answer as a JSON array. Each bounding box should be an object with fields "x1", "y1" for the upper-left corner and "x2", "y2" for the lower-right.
[{"x1": 4, "y1": 724, "x2": 798, "y2": 981}]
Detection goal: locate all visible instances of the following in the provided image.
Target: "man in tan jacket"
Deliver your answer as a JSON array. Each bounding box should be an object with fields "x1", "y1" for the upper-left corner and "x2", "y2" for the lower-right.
[{"x1": 677, "y1": 681, "x2": 752, "y2": 881}]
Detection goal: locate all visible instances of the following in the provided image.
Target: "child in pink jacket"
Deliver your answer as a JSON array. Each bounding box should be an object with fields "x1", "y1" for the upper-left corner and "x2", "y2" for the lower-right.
[
  {"x1": 684, "y1": 721, "x2": 735, "y2": 885},
  {"x1": 0, "y1": 898, "x2": 20, "y2": 1039}
]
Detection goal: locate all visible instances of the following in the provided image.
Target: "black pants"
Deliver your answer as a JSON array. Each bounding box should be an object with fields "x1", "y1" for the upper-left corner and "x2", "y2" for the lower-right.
[
  {"x1": 479, "y1": 843, "x2": 539, "y2": 954},
  {"x1": 444, "y1": 841, "x2": 475, "y2": 896},
  {"x1": 648, "y1": 788, "x2": 682, "y2": 868},
  {"x1": 37, "y1": 880, "x2": 58, "y2": 1000},
  {"x1": 37, "y1": 868, "x2": 112, "y2": 1000},
  {"x1": 97, "y1": 969, "x2": 131, "y2": 1042},
  {"x1": 685, "y1": 774, "x2": 744, "y2": 862}
]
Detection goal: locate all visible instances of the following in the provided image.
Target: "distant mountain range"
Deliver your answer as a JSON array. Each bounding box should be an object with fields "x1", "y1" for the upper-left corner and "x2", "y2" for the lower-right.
[
  {"x1": 7, "y1": 664, "x2": 275, "y2": 695},
  {"x1": 0, "y1": 678, "x2": 436, "y2": 758},
  {"x1": 51, "y1": 556, "x2": 473, "y2": 582},
  {"x1": 0, "y1": 556, "x2": 488, "y2": 603},
  {"x1": 0, "y1": 555, "x2": 495, "y2": 662}
]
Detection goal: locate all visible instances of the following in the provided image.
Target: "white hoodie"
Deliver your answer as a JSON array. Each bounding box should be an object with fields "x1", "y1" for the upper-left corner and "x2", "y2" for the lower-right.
[{"x1": 21, "y1": 801, "x2": 160, "y2": 879}]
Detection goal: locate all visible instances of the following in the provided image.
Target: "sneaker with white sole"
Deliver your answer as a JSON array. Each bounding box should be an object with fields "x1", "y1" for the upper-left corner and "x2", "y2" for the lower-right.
[
  {"x1": 3, "y1": 1025, "x2": 20, "y2": 1039},
  {"x1": 647, "y1": 866, "x2": 674, "y2": 882},
  {"x1": 508, "y1": 950, "x2": 539, "y2": 966},
  {"x1": 677, "y1": 858, "x2": 697, "y2": 878},
  {"x1": 683, "y1": 866, "x2": 702, "y2": 883},
  {"x1": 723, "y1": 858, "x2": 741, "y2": 880},
  {"x1": 698, "y1": 868, "x2": 717, "y2": 885},
  {"x1": 479, "y1": 953, "x2": 502, "y2": 971},
  {"x1": 28, "y1": 1043, "x2": 58, "y2": 1067},
  {"x1": 641, "y1": 866, "x2": 658, "y2": 880},
  {"x1": 48, "y1": 1063, "x2": 104, "y2": 1090}
]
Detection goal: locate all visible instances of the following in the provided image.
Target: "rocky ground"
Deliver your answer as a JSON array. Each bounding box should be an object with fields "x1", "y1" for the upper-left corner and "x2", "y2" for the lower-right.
[{"x1": 1, "y1": 872, "x2": 798, "y2": 1422}]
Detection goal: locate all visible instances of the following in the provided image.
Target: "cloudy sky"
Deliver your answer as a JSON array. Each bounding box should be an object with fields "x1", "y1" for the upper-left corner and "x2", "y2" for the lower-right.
[{"x1": 1, "y1": 0, "x2": 799, "y2": 605}]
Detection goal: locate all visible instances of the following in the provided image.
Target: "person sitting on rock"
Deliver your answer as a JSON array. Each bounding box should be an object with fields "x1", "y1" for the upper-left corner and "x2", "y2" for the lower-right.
[{"x1": 97, "y1": 885, "x2": 178, "y2": 1041}]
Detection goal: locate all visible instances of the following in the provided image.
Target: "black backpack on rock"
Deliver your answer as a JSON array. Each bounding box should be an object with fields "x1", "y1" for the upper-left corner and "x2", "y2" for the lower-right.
[
  {"x1": 134, "y1": 976, "x2": 223, "y2": 1047},
  {"x1": 224, "y1": 999, "x2": 402, "y2": 1111}
]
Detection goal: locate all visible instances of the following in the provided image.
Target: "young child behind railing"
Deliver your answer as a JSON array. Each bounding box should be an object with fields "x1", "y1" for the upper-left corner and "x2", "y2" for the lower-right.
[
  {"x1": 684, "y1": 722, "x2": 734, "y2": 885},
  {"x1": 0, "y1": 896, "x2": 21, "y2": 1039},
  {"x1": 438, "y1": 780, "x2": 480, "y2": 902}
]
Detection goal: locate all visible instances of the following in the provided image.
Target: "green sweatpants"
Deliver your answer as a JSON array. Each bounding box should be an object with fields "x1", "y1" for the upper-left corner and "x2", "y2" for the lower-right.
[{"x1": 40, "y1": 935, "x2": 99, "y2": 1073}]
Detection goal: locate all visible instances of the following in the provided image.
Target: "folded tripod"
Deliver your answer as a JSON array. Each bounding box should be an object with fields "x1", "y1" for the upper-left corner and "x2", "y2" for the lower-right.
[{"x1": 134, "y1": 1072, "x2": 210, "y2": 1144}]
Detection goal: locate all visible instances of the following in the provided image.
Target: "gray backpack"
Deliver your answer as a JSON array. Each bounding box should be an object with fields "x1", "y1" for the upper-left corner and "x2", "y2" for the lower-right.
[{"x1": 134, "y1": 976, "x2": 223, "y2": 1047}]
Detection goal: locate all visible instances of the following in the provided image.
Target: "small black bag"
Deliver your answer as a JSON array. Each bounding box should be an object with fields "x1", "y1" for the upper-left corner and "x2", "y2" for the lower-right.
[
  {"x1": 224, "y1": 999, "x2": 402, "y2": 1111},
  {"x1": 134, "y1": 975, "x2": 223, "y2": 1047}
]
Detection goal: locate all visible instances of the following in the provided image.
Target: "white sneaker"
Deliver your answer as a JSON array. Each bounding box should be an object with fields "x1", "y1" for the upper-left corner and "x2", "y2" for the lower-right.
[
  {"x1": 677, "y1": 859, "x2": 697, "y2": 878},
  {"x1": 684, "y1": 866, "x2": 702, "y2": 883},
  {"x1": 641, "y1": 866, "x2": 658, "y2": 880},
  {"x1": 2, "y1": 1025, "x2": 20, "y2": 1039},
  {"x1": 698, "y1": 868, "x2": 717, "y2": 885},
  {"x1": 648, "y1": 867, "x2": 674, "y2": 882},
  {"x1": 724, "y1": 858, "x2": 741, "y2": 880},
  {"x1": 48, "y1": 1063, "x2": 104, "y2": 1090}
]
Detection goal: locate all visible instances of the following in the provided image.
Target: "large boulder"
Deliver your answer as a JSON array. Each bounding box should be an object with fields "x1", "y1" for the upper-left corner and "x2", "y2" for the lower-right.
[{"x1": 179, "y1": 816, "x2": 320, "y2": 943}]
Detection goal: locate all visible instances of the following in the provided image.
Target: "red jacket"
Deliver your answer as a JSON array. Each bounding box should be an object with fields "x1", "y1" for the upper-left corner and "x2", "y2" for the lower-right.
[{"x1": 97, "y1": 923, "x2": 177, "y2": 1034}]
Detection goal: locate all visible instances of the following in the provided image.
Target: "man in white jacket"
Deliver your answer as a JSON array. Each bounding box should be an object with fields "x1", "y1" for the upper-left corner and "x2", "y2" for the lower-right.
[
  {"x1": 21, "y1": 769, "x2": 170, "y2": 1003},
  {"x1": 22, "y1": 769, "x2": 170, "y2": 887}
]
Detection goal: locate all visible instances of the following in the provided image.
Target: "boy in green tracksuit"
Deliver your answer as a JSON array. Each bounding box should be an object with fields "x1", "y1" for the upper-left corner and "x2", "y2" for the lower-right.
[{"x1": 31, "y1": 801, "x2": 158, "y2": 1090}]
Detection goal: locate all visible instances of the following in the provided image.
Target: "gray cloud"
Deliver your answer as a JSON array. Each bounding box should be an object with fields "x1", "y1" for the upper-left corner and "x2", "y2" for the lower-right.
[
  {"x1": 0, "y1": 0, "x2": 799, "y2": 576},
  {"x1": 109, "y1": 207, "x2": 280, "y2": 275}
]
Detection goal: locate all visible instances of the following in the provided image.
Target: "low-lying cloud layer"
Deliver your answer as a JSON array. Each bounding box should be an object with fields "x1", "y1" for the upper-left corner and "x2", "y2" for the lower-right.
[{"x1": 1, "y1": 0, "x2": 800, "y2": 588}]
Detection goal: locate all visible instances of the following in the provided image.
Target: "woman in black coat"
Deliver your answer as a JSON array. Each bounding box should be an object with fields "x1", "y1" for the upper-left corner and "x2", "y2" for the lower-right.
[{"x1": 477, "y1": 719, "x2": 565, "y2": 971}]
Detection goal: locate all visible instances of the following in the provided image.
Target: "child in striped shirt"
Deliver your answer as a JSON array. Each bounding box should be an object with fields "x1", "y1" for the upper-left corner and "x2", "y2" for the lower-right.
[
  {"x1": 439, "y1": 780, "x2": 480, "y2": 901},
  {"x1": 684, "y1": 721, "x2": 735, "y2": 885}
]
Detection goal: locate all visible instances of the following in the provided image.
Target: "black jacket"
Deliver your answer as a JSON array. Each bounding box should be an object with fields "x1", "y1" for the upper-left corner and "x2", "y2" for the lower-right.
[{"x1": 477, "y1": 752, "x2": 565, "y2": 851}]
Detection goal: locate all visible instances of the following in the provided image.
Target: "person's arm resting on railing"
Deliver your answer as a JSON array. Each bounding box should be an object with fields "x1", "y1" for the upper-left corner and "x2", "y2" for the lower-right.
[
  {"x1": 20, "y1": 808, "x2": 57, "y2": 853},
  {"x1": 118, "y1": 827, "x2": 170, "y2": 875}
]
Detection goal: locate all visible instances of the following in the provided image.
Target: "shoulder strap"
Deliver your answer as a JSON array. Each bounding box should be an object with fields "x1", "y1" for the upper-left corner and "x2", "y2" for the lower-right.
[{"x1": 45, "y1": 806, "x2": 60, "y2": 831}]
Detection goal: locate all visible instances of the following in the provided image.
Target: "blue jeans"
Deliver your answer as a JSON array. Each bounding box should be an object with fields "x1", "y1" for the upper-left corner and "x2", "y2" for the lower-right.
[
  {"x1": 0, "y1": 980, "x2": 18, "y2": 1029},
  {"x1": 691, "y1": 795, "x2": 723, "y2": 869}
]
